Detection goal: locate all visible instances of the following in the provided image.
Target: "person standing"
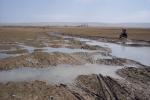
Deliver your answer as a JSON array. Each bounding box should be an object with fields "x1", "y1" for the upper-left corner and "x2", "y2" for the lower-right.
[
  {"x1": 119, "y1": 29, "x2": 128, "y2": 43},
  {"x1": 120, "y1": 29, "x2": 128, "y2": 39}
]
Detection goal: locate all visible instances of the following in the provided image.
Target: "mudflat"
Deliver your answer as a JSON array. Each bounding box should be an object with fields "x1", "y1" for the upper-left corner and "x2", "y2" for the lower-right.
[{"x1": 0, "y1": 26, "x2": 150, "y2": 100}]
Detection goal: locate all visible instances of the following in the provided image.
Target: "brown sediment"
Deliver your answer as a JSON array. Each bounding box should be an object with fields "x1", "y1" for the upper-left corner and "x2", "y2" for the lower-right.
[
  {"x1": 0, "y1": 44, "x2": 20, "y2": 51},
  {"x1": 0, "y1": 52, "x2": 87, "y2": 70},
  {"x1": 75, "y1": 73, "x2": 150, "y2": 100},
  {"x1": 0, "y1": 81, "x2": 79, "y2": 100},
  {"x1": 117, "y1": 67, "x2": 150, "y2": 85},
  {"x1": 117, "y1": 67, "x2": 150, "y2": 100},
  {"x1": 0, "y1": 72, "x2": 149, "y2": 100},
  {"x1": 0, "y1": 50, "x2": 144, "y2": 71}
]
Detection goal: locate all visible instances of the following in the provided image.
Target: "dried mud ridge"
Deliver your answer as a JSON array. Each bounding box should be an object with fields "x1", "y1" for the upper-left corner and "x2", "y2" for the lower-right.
[
  {"x1": 76, "y1": 74, "x2": 134, "y2": 100},
  {"x1": 0, "y1": 52, "x2": 85, "y2": 70},
  {"x1": 0, "y1": 51, "x2": 144, "y2": 70},
  {"x1": 76, "y1": 67, "x2": 150, "y2": 100}
]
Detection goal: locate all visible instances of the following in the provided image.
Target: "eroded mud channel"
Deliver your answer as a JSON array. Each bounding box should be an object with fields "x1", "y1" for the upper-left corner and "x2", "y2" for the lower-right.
[{"x1": 0, "y1": 33, "x2": 150, "y2": 100}]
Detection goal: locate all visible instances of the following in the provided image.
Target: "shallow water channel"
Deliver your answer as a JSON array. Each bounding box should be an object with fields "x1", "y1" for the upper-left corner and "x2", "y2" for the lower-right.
[
  {"x1": 63, "y1": 34, "x2": 150, "y2": 66},
  {"x1": 64, "y1": 35, "x2": 150, "y2": 66},
  {"x1": 0, "y1": 64, "x2": 123, "y2": 84},
  {"x1": 85, "y1": 40, "x2": 150, "y2": 66}
]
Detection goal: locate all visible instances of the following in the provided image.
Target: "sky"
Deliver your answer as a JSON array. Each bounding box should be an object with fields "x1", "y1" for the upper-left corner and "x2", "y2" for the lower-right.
[{"x1": 0, "y1": 0, "x2": 150, "y2": 23}]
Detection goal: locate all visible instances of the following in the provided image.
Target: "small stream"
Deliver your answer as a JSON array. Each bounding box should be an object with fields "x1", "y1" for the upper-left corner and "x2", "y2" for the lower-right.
[
  {"x1": 85, "y1": 40, "x2": 150, "y2": 66},
  {"x1": 63, "y1": 35, "x2": 150, "y2": 66}
]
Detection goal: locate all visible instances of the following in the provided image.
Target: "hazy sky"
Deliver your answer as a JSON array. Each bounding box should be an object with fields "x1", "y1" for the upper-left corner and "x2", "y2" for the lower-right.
[{"x1": 0, "y1": 0, "x2": 150, "y2": 23}]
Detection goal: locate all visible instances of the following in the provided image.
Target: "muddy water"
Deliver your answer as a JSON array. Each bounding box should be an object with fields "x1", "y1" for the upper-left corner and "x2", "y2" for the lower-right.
[{"x1": 0, "y1": 64, "x2": 123, "y2": 84}]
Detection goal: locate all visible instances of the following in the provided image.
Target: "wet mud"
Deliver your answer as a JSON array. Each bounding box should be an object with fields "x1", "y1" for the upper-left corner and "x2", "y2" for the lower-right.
[{"x1": 0, "y1": 32, "x2": 150, "y2": 100}]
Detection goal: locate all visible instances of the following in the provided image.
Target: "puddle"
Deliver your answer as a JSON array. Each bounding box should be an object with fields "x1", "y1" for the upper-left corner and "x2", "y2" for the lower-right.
[
  {"x1": 0, "y1": 64, "x2": 123, "y2": 84},
  {"x1": 19, "y1": 44, "x2": 97, "y2": 54},
  {"x1": 43, "y1": 47, "x2": 94, "y2": 53},
  {"x1": 0, "y1": 53, "x2": 11, "y2": 59}
]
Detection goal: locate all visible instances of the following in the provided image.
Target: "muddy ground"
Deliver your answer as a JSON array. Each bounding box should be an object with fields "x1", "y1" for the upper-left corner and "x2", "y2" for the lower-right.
[{"x1": 0, "y1": 27, "x2": 150, "y2": 100}]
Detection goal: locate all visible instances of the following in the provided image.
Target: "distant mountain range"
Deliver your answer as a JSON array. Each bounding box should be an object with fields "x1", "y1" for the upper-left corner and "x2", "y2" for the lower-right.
[{"x1": 0, "y1": 22, "x2": 150, "y2": 28}]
